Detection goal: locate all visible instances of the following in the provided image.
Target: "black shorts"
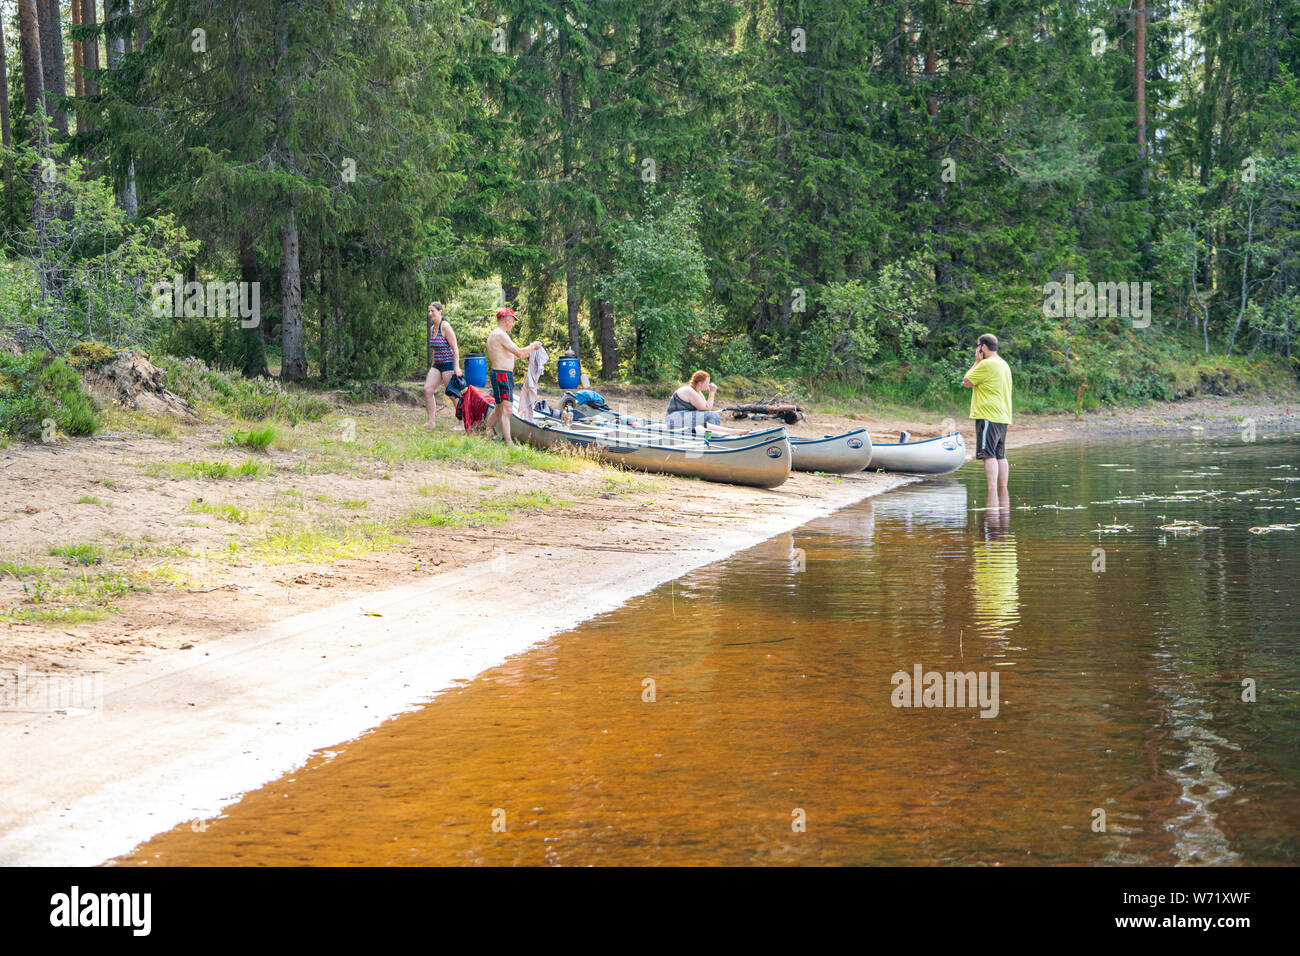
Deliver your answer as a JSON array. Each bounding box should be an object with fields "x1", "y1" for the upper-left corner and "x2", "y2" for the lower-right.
[
  {"x1": 491, "y1": 369, "x2": 515, "y2": 404},
  {"x1": 432, "y1": 360, "x2": 454, "y2": 373},
  {"x1": 974, "y1": 420, "x2": 1008, "y2": 460}
]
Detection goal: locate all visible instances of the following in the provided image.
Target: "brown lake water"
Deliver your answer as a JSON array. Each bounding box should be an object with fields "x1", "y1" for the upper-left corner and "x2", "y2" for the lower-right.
[{"x1": 117, "y1": 433, "x2": 1300, "y2": 865}]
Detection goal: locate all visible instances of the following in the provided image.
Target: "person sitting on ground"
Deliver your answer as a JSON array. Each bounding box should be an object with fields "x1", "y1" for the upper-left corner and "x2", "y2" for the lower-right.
[
  {"x1": 483, "y1": 308, "x2": 543, "y2": 446},
  {"x1": 665, "y1": 371, "x2": 749, "y2": 435}
]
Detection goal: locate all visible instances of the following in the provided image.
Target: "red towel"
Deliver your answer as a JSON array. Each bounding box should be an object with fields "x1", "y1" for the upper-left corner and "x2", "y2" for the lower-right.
[{"x1": 456, "y1": 385, "x2": 496, "y2": 433}]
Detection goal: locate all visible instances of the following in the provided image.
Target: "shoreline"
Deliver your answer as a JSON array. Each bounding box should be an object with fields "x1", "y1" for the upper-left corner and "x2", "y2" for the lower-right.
[
  {"x1": 2, "y1": 392, "x2": 1296, "y2": 865},
  {"x1": 2, "y1": 467, "x2": 919, "y2": 866}
]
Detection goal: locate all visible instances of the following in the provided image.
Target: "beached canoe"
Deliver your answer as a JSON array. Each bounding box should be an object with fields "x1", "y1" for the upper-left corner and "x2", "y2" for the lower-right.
[
  {"x1": 510, "y1": 413, "x2": 791, "y2": 488},
  {"x1": 787, "y1": 429, "x2": 872, "y2": 473},
  {"x1": 866, "y1": 432, "x2": 966, "y2": 475},
  {"x1": 544, "y1": 408, "x2": 869, "y2": 473}
]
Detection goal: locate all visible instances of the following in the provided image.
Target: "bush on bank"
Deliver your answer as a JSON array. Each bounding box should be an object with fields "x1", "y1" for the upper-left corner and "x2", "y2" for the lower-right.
[{"x1": 0, "y1": 351, "x2": 101, "y2": 440}]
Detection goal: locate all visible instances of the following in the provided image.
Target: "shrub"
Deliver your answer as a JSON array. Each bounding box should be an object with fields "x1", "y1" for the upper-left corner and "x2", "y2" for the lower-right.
[
  {"x1": 599, "y1": 191, "x2": 710, "y2": 379},
  {"x1": 156, "y1": 356, "x2": 330, "y2": 423},
  {"x1": 0, "y1": 351, "x2": 100, "y2": 439},
  {"x1": 226, "y1": 425, "x2": 277, "y2": 451}
]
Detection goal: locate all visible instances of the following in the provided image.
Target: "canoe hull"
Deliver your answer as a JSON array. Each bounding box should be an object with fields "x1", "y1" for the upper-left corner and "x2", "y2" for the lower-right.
[
  {"x1": 554, "y1": 408, "x2": 869, "y2": 473},
  {"x1": 866, "y1": 432, "x2": 966, "y2": 475},
  {"x1": 511, "y1": 414, "x2": 791, "y2": 488},
  {"x1": 788, "y1": 428, "x2": 873, "y2": 473}
]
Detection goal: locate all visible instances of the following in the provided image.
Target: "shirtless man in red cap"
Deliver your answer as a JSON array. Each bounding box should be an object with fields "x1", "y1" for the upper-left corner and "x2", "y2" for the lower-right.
[{"x1": 484, "y1": 308, "x2": 543, "y2": 446}]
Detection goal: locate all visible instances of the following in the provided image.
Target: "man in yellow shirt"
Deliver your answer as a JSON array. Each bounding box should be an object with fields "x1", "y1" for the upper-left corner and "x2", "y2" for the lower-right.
[{"x1": 962, "y1": 333, "x2": 1013, "y2": 507}]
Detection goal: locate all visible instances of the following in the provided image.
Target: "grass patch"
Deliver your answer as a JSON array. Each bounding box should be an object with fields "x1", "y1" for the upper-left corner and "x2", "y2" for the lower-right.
[
  {"x1": 187, "y1": 498, "x2": 252, "y2": 523},
  {"x1": 146, "y1": 458, "x2": 270, "y2": 480},
  {"x1": 369, "y1": 427, "x2": 586, "y2": 474},
  {"x1": 5, "y1": 606, "x2": 110, "y2": 624},
  {"x1": 1, "y1": 567, "x2": 146, "y2": 624},
  {"x1": 75, "y1": 495, "x2": 111, "y2": 506},
  {"x1": 405, "y1": 490, "x2": 568, "y2": 530},
  {"x1": 226, "y1": 424, "x2": 277, "y2": 451},
  {"x1": 156, "y1": 356, "x2": 332, "y2": 424},
  {"x1": 250, "y1": 521, "x2": 406, "y2": 563},
  {"x1": 0, "y1": 560, "x2": 46, "y2": 578},
  {"x1": 49, "y1": 543, "x2": 104, "y2": 566}
]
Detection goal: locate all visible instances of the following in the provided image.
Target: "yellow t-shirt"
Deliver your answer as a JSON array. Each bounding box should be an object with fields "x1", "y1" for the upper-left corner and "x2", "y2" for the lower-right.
[{"x1": 965, "y1": 353, "x2": 1013, "y2": 424}]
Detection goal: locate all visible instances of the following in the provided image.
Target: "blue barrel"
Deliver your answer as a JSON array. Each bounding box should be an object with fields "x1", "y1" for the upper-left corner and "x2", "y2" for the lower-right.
[
  {"x1": 465, "y1": 354, "x2": 487, "y2": 388},
  {"x1": 557, "y1": 356, "x2": 581, "y2": 390}
]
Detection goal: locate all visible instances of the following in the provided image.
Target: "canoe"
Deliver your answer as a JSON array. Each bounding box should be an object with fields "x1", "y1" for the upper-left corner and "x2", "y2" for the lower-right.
[
  {"x1": 536, "y1": 407, "x2": 787, "y2": 447},
  {"x1": 866, "y1": 432, "x2": 966, "y2": 475},
  {"x1": 544, "y1": 407, "x2": 869, "y2": 473},
  {"x1": 509, "y1": 413, "x2": 791, "y2": 488},
  {"x1": 787, "y1": 429, "x2": 872, "y2": 473}
]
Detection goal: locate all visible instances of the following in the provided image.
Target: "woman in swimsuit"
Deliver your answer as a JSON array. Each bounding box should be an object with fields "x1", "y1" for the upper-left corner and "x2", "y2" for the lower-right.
[
  {"x1": 665, "y1": 371, "x2": 749, "y2": 435},
  {"x1": 423, "y1": 301, "x2": 461, "y2": 427}
]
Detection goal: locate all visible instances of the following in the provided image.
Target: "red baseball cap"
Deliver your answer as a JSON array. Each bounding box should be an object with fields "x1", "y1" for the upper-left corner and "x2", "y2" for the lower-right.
[{"x1": 496, "y1": 307, "x2": 517, "y2": 319}]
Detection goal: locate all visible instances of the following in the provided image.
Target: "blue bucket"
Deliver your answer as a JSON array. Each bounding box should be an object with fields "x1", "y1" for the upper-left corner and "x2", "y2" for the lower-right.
[
  {"x1": 465, "y1": 354, "x2": 488, "y2": 388},
  {"x1": 557, "y1": 356, "x2": 581, "y2": 390}
]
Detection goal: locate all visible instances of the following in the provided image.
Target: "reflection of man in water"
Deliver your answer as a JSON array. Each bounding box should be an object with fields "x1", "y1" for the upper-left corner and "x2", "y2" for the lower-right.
[{"x1": 972, "y1": 508, "x2": 1019, "y2": 641}]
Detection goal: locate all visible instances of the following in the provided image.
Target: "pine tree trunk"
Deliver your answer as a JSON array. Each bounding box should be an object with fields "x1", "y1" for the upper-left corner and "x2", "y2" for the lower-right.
[
  {"x1": 17, "y1": 0, "x2": 45, "y2": 124},
  {"x1": 502, "y1": 282, "x2": 520, "y2": 309},
  {"x1": 598, "y1": 298, "x2": 616, "y2": 379},
  {"x1": 36, "y1": 0, "x2": 66, "y2": 135},
  {"x1": 559, "y1": 4, "x2": 580, "y2": 355},
  {"x1": 70, "y1": 0, "x2": 84, "y2": 98},
  {"x1": 134, "y1": 0, "x2": 148, "y2": 50},
  {"x1": 1134, "y1": 0, "x2": 1148, "y2": 197},
  {"x1": 105, "y1": 0, "x2": 125, "y2": 69},
  {"x1": 103, "y1": 0, "x2": 137, "y2": 214},
  {"x1": 80, "y1": 0, "x2": 97, "y2": 99},
  {"x1": 239, "y1": 229, "x2": 268, "y2": 378},
  {"x1": 565, "y1": 263, "x2": 580, "y2": 355},
  {"x1": 280, "y1": 205, "x2": 307, "y2": 381},
  {"x1": 0, "y1": 16, "x2": 12, "y2": 148}
]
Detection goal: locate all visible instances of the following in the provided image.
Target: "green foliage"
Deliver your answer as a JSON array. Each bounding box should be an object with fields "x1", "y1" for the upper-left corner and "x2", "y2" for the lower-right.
[
  {"x1": 4, "y1": 0, "x2": 1295, "y2": 414},
  {"x1": 49, "y1": 544, "x2": 105, "y2": 566},
  {"x1": 804, "y1": 261, "x2": 931, "y2": 385},
  {"x1": 0, "y1": 140, "x2": 199, "y2": 353},
  {"x1": 600, "y1": 192, "x2": 711, "y2": 378},
  {"x1": 0, "y1": 351, "x2": 100, "y2": 439},
  {"x1": 226, "y1": 425, "x2": 277, "y2": 452},
  {"x1": 146, "y1": 458, "x2": 270, "y2": 480},
  {"x1": 156, "y1": 357, "x2": 330, "y2": 424}
]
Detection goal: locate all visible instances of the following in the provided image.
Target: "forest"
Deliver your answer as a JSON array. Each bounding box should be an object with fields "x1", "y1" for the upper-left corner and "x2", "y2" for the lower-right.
[{"x1": 1, "y1": 0, "x2": 1297, "y2": 414}]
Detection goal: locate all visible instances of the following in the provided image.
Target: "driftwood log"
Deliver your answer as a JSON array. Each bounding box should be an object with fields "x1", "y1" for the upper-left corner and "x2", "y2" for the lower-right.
[{"x1": 723, "y1": 402, "x2": 806, "y2": 425}]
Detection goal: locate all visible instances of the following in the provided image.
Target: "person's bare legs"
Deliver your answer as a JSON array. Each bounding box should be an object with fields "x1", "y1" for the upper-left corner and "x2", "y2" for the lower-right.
[
  {"x1": 424, "y1": 369, "x2": 454, "y2": 426},
  {"x1": 423, "y1": 368, "x2": 442, "y2": 426},
  {"x1": 485, "y1": 400, "x2": 502, "y2": 437},
  {"x1": 499, "y1": 400, "x2": 515, "y2": 445},
  {"x1": 997, "y1": 458, "x2": 1010, "y2": 501},
  {"x1": 984, "y1": 457, "x2": 999, "y2": 505}
]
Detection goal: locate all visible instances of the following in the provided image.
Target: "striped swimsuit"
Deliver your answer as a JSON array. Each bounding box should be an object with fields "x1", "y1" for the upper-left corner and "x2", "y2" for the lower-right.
[{"x1": 429, "y1": 320, "x2": 454, "y2": 370}]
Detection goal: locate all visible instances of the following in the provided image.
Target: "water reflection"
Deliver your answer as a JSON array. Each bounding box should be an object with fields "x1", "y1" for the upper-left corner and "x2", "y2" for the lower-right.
[
  {"x1": 871, "y1": 479, "x2": 968, "y2": 528},
  {"x1": 972, "y1": 506, "x2": 1020, "y2": 642}
]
